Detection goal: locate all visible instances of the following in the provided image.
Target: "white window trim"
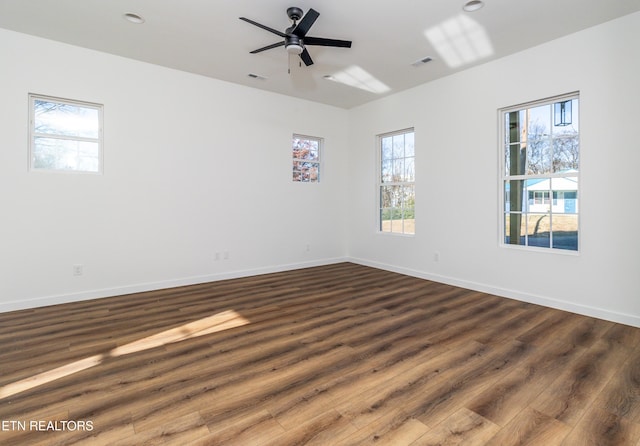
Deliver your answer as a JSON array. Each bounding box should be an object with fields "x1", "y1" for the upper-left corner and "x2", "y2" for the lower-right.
[
  {"x1": 29, "y1": 93, "x2": 104, "y2": 174},
  {"x1": 498, "y1": 92, "x2": 580, "y2": 254}
]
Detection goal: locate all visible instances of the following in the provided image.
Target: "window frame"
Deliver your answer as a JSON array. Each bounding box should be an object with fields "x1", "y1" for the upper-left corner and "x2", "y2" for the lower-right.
[
  {"x1": 29, "y1": 93, "x2": 104, "y2": 174},
  {"x1": 292, "y1": 133, "x2": 322, "y2": 183},
  {"x1": 377, "y1": 128, "x2": 416, "y2": 236},
  {"x1": 498, "y1": 92, "x2": 580, "y2": 253}
]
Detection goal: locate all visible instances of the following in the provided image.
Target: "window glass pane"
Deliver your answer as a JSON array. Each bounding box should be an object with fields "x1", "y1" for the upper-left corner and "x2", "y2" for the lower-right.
[
  {"x1": 507, "y1": 143, "x2": 526, "y2": 176},
  {"x1": 380, "y1": 186, "x2": 393, "y2": 208},
  {"x1": 526, "y1": 214, "x2": 551, "y2": 248},
  {"x1": 380, "y1": 209, "x2": 391, "y2": 231},
  {"x1": 552, "y1": 214, "x2": 578, "y2": 250},
  {"x1": 504, "y1": 181, "x2": 510, "y2": 212},
  {"x1": 34, "y1": 99, "x2": 99, "y2": 138},
  {"x1": 552, "y1": 135, "x2": 579, "y2": 173},
  {"x1": 393, "y1": 159, "x2": 403, "y2": 181},
  {"x1": 506, "y1": 110, "x2": 527, "y2": 144},
  {"x1": 32, "y1": 137, "x2": 99, "y2": 171},
  {"x1": 292, "y1": 161, "x2": 319, "y2": 182},
  {"x1": 307, "y1": 148, "x2": 319, "y2": 161},
  {"x1": 381, "y1": 137, "x2": 393, "y2": 160},
  {"x1": 402, "y1": 185, "x2": 415, "y2": 207},
  {"x1": 381, "y1": 160, "x2": 392, "y2": 183},
  {"x1": 392, "y1": 134, "x2": 405, "y2": 158},
  {"x1": 403, "y1": 185, "x2": 415, "y2": 235},
  {"x1": 526, "y1": 137, "x2": 551, "y2": 175},
  {"x1": 405, "y1": 132, "x2": 415, "y2": 157},
  {"x1": 405, "y1": 157, "x2": 415, "y2": 182},
  {"x1": 505, "y1": 180, "x2": 525, "y2": 213},
  {"x1": 551, "y1": 177, "x2": 579, "y2": 213},
  {"x1": 504, "y1": 213, "x2": 525, "y2": 246},
  {"x1": 504, "y1": 144, "x2": 510, "y2": 175},
  {"x1": 528, "y1": 104, "x2": 551, "y2": 139}
]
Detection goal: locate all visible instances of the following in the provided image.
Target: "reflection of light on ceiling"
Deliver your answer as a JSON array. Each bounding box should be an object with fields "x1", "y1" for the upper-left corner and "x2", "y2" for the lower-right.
[
  {"x1": 0, "y1": 310, "x2": 250, "y2": 399},
  {"x1": 324, "y1": 65, "x2": 390, "y2": 94},
  {"x1": 424, "y1": 15, "x2": 493, "y2": 68}
]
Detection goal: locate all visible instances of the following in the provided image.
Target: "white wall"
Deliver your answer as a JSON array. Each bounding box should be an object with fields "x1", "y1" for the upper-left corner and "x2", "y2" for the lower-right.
[
  {"x1": 347, "y1": 12, "x2": 640, "y2": 327},
  {"x1": 0, "y1": 29, "x2": 349, "y2": 311}
]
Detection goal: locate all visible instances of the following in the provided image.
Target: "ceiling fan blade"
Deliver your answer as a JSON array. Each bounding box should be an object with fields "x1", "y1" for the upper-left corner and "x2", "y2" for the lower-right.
[
  {"x1": 250, "y1": 41, "x2": 285, "y2": 54},
  {"x1": 292, "y1": 8, "x2": 320, "y2": 38},
  {"x1": 299, "y1": 48, "x2": 314, "y2": 66},
  {"x1": 304, "y1": 37, "x2": 352, "y2": 48},
  {"x1": 239, "y1": 17, "x2": 287, "y2": 38}
]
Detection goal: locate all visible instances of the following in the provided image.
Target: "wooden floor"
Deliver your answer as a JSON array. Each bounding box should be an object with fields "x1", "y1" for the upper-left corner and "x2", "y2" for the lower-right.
[{"x1": 1, "y1": 263, "x2": 640, "y2": 445}]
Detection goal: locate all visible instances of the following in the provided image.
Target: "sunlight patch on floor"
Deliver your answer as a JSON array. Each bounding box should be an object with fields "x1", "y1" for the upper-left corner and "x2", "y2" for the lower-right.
[{"x1": 0, "y1": 310, "x2": 249, "y2": 399}]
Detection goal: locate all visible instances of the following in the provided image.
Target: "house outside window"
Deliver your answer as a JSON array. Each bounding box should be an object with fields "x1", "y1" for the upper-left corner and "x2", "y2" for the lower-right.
[
  {"x1": 500, "y1": 93, "x2": 579, "y2": 251},
  {"x1": 29, "y1": 94, "x2": 103, "y2": 173},
  {"x1": 378, "y1": 129, "x2": 415, "y2": 235},
  {"x1": 292, "y1": 134, "x2": 321, "y2": 182}
]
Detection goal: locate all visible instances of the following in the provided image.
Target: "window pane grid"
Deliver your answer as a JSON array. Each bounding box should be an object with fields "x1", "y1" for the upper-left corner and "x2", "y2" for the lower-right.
[
  {"x1": 292, "y1": 134, "x2": 322, "y2": 183},
  {"x1": 501, "y1": 94, "x2": 579, "y2": 251},
  {"x1": 378, "y1": 129, "x2": 415, "y2": 235}
]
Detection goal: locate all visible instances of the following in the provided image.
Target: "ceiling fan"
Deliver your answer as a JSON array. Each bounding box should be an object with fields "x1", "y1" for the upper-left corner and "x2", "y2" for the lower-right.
[{"x1": 239, "y1": 7, "x2": 352, "y2": 67}]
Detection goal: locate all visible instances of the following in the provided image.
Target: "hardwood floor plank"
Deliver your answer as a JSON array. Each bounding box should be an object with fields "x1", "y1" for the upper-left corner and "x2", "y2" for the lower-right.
[
  {"x1": 334, "y1": 408, "x2": 427, "y2": 446},
  {"x1": 189, "y1": 409, "x2": 285, "y2": 446},
  {"x1": 263, "y1": 410, "x2": 358, "y2": 446},
  {"x1": 410, "y1": 408, "x2": 500, "y2": 446},
  {"x1": 530, "y1": 338, "x2": 630, "y2": 426},
  {"x1": 588, "y1": 344, "x2": 640, "y2": 422},
  {"x1": 466, "y1": 339, "x2": 587, "y2": 426},
  {"x1": 335, "y1": 340, "x2": 492, "y2": 429},
  {"x1": 411, "y1": 340, "x2": 534, "y2": 427},
  {"x1": 486, "y1": 407, "x2": 572, "y2": 445},
  {"x1": 562, "y1": 407, "x2": 640, "y2": 446}
]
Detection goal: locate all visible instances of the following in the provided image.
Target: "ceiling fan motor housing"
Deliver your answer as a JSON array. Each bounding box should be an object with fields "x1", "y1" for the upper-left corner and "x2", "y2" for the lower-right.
[{"x1": 286, "y1": 7, "x2": 304, "y2": 22}]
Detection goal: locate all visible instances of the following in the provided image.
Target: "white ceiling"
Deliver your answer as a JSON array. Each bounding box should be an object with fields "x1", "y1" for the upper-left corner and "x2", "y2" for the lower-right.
[{"x1": 1, "y1": 0, "x2": 639, "y2": 109}]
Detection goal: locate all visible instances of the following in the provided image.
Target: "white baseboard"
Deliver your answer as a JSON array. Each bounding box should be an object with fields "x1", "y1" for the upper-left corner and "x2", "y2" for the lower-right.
[
  {"x1": 4, "y1": 256, "x2": 639, "y2": 328},
  {"x1": 348, "y1": 257, "x2": 640, "y2": 328},
  {"x1": 0, "y1": 257, "x2": 348, "y2": 314}
]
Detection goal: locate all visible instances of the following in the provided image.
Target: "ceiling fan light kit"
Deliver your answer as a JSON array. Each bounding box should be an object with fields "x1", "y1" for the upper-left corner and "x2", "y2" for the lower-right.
[
  {"x1": 239, "y1": 7, "x2": 352, "y2": 67},
  {"x1": 286, "y1": 44, "x2": 303, "y2": 55}
]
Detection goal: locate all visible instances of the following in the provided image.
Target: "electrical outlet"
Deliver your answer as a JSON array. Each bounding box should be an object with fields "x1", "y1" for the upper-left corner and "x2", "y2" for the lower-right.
[
  {"x1": 73, "y1": 264, "x2": 83, "y2": 276},
  {"x1": 215, "y1": 252, "x2": 221, "y2": 261},
  {"x1": 433, "y1": 252, "x2": 440, "y2": 262},
  {"x1": 223, "y1": 251, "x2": 229, "y2": 260}
]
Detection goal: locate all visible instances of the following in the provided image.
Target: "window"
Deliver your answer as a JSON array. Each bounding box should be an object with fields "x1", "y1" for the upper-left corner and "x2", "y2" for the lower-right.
[
  {"x1": 501, "y1": 93, "x2": 579, "y2": 251},
  {"x1": 378, "y1": 129, "x2": 415, "y2": 235},
  {"x1": 292, "y1": 134, "x2": 321, "y2": 182},
  {"x1": 29, "y1": 94, "x2": 103, "y2": 173}
]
